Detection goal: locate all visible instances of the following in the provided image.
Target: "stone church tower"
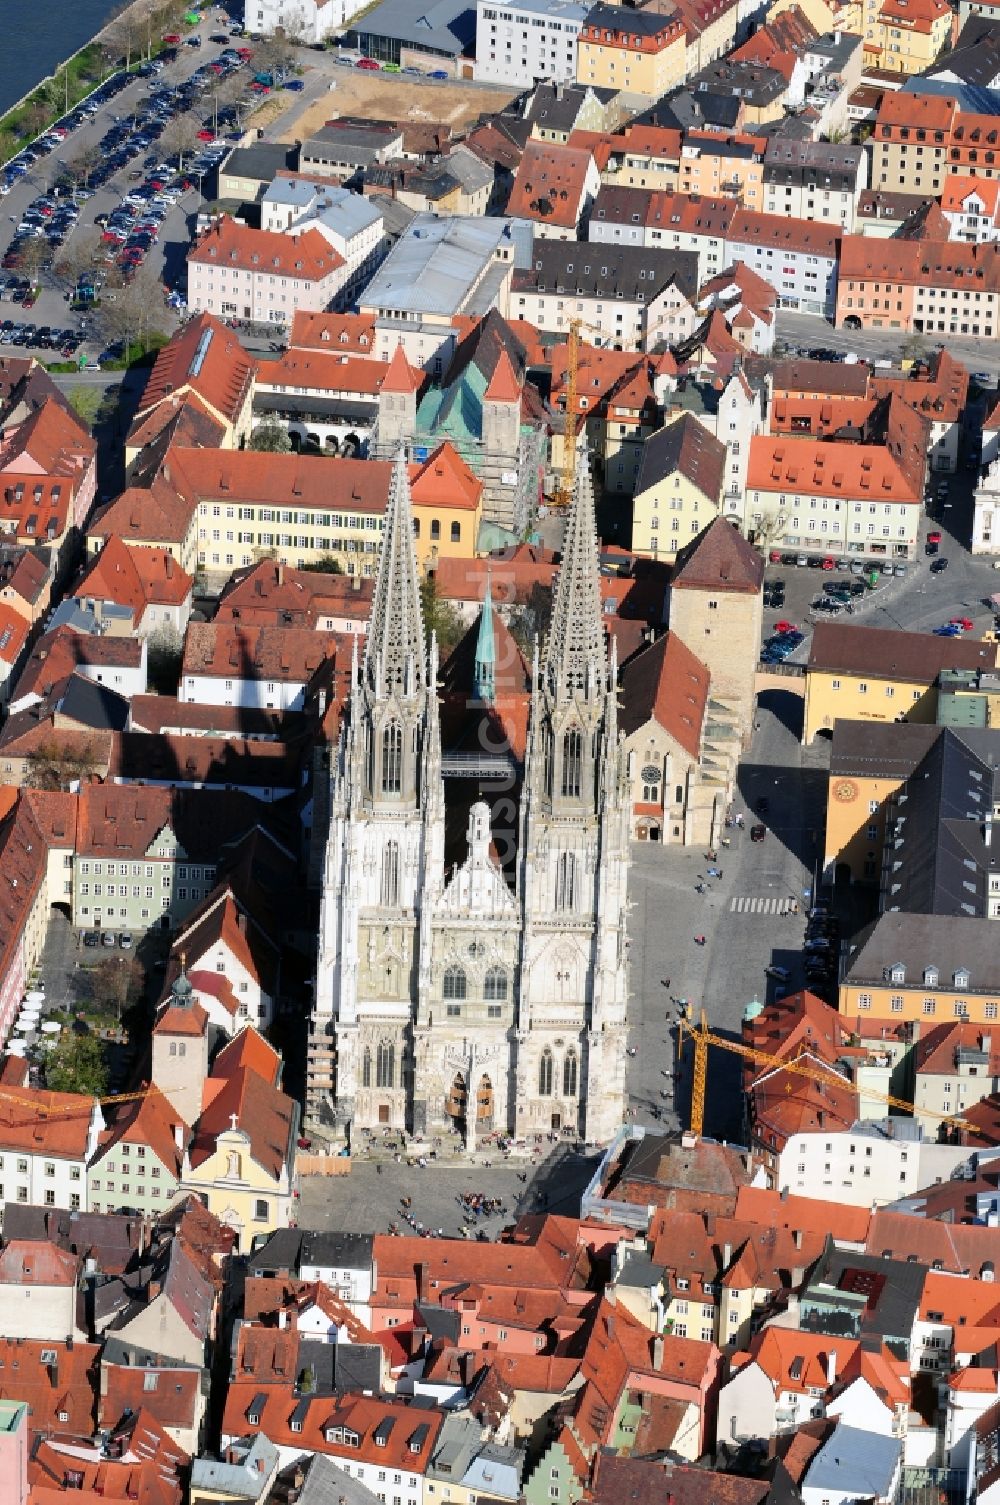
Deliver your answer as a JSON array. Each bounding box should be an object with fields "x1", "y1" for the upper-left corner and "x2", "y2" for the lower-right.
[{"x1": 308, "y1": 447, "x2": 629, "y2": 1149}]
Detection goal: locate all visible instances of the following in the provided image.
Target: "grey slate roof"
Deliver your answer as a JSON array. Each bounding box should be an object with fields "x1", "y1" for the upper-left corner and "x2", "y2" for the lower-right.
[
  {"x1": 57, "y1": 673, "x2": 131, "y2": 732},
  {"x1": 518, "y1": 239, "x2": 699, "y2": 303},
  {"x1": 246, "y1": 1228, "x2": 303, "y2": 1276},
  {"x1": 882, "y1": 727, "x2": 1000, "y2": 919},
  {"x1": 763, "y1": 137, "x2": 864, "y2": 191},
  {"x1": 301, "y1": 1229, "x2": 374, "y2": 1271},
  {"x1": 296, "y1": 1453, "x2": 382, "y2": 1505},
  {"x1": 349, "y1": 0, "x2": 477, "y2": 57},
  {"x1": 222, "y1": 143, "x2": 299, "y2": 182},
  {"x1": 844, "y1": 912, "x2": 1000, "y2": 994}
]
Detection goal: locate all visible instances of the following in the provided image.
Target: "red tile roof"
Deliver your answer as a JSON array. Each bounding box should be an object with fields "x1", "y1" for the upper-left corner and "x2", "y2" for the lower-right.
[
  {"x1": 180, "y1": 621, "x2": 341, "y2": 686},
  {"x1": 485, "y1": 348, "x2": 522, "y2": 404},
  {"x1": 619, "y1": 631, "x2": 709, "y2": 757},
  {"x1": 0, "y1": 1337, "x2": 99, "y2": 1441},
  {"x1": 671, "y1": 515, "x2": 765, "y2": 594},
  {"x1": 288, "y1": 310, "x2": 376, "y2": 353},
  {"x1": 74, "y1": 537, "x2": 192, "y2": 624},
  {"x1": 381, "y1": 343, "x2": 422, "y2": 394},
  {"x1": 188, "y1": 217, "x2": 344, "y2": 283},
  {"x1": 134, "y1": 312, "x2": 255, "y2": 429},
  {"x1": 507, "y1": 140, "x2": 594, "y2": 229}
]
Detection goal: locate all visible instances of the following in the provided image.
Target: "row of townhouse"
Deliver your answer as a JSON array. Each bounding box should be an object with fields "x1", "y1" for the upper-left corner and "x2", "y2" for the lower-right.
[
  {"x1": 870, "y1": 91, "x2": 1000, "y2": 197},
  {"x1": 836, "y1": 234, "x2": 1000, "y2": 335},
  {"x1": 89, "y1": 440, "x2": 486, "y2": 581}
]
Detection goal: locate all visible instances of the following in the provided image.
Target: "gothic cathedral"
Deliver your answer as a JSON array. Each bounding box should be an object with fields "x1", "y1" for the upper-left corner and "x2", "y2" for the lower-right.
[{"x1": 309, "y1": 446, "x2": 630, "y2": 1150}]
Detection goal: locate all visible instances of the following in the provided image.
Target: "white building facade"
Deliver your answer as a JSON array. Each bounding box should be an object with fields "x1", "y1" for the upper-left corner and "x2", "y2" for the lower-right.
[
  {"x1": 308, "y1": 450, "x2": 630, "y2": 1150},
  {"x1": 473, "y1": 0, "x2": 588, "y2": 85}
]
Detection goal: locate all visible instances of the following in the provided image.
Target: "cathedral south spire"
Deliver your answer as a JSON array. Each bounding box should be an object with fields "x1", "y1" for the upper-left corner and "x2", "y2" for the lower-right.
[
  {"x1": 365, "y1": 444, "x2": 425, "y2": 699},
  {"x1": 544, "y1": 449, "x2": 605, "y2": 702}
]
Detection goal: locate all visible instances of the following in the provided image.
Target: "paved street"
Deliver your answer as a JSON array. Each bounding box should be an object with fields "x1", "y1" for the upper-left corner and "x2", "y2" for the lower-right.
[
  {"x1": 776, "y1": 309, "x2": 1000, "y2": 376},
  {"x1": 626, "y1": 695, "x2": 828, "y2": 1144}
]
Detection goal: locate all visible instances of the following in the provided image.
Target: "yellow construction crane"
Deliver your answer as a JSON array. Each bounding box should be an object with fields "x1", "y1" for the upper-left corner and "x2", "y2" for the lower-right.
[
  {"x1": 677, "y1": 1009, "x2": 969, "y2": 1138},
  {"x1": 557, "y1": 315, "x2": 616, "y2": 505}
]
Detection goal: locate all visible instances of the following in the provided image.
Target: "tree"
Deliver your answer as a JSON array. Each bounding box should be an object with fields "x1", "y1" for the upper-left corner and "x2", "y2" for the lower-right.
[
  {"x1": 94, "y1": 266, "x2": 169, "y2": 358},
  {"x1": 420, "y1": 575, "x2": 467, "y2": 657},
  {"x1": 249, "y1": 417, "x2": 293, "y2": 453},
  {"x1": 53, "y1": 148, "x2": 101, "y2": 197},
  {"x1": 53, "y1": 232, "x2": 102, "y2": 298},
  {"x1": 16, "y1": 236, "x2": 52, "y2": 285},
  {"x1": 93, "y1": 954, "x2": 144, "y2": 1022},
  {"x1": 24, "y1": 737, "x2": 102, "y2": 791},
  {"x1": 160, "y1": 111, "x2": 202, "y2": 171},
  {"x1": 44, "y1": 1031, "x2": 109, "y2": 1096},
  {"x1": 509, "y1": 581, "x2": 552, "y2": 656},
  {"x1": 901, "y1": 333, "x2": 928, "y2": 365},
  {"x1": 298, "y1": 554, "x2": 344, "y2": 574}
]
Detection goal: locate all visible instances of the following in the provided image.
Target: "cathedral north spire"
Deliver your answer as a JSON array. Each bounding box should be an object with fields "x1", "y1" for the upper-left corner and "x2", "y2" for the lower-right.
[
  {"x1": 544, "y1": 448, "x2": 605, "y2": 701},
  {"x1": 365, "y1": 444, "x2": 426, "y2": 698}
]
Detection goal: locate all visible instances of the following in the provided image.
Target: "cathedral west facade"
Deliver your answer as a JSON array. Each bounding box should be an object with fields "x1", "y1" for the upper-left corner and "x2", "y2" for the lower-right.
[{"x1": 308, "y1": 446, "x2": 630, "y2": 1150}]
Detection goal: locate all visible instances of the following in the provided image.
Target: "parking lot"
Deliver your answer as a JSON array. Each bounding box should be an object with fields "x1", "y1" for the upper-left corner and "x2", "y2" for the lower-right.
[{"x1": 0, "y1": 20, "x2": 274, "y2": 363}]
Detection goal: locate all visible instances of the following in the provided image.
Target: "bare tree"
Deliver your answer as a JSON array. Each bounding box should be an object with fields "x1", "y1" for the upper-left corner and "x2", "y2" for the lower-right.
[
  {"x1": 17, "y1": 237, "x2": 52, "y2": 285},
  {"x1": 94, "y1": 265, "x2": 169, "y2": 357},
  {"x1": 53, "y1": 146, "x2": 101, "y2": 197},
  {"x1": 104, "y1": 6, "x2": 143, "y2": 71},
  {"x1": 160, "y1": 111, "x2": 203, "y2": 171},
  {"x1": 53, "y1": 233, "x2": 103, "y2": 297}
]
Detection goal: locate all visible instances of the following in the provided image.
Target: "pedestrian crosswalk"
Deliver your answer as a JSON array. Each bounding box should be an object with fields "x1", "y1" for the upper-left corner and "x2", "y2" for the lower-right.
[{"x1": 730, "y1": 895, "x2": 798, "y2": 916}]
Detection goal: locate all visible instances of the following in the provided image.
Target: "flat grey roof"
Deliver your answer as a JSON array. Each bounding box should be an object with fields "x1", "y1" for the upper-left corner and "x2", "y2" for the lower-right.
[
  {"x1": 361, "y1": 214, "x2": 514, "y2": 316},
  {"x1": 804, "y1": 1424, "x2": 900, "y2": 1497}
]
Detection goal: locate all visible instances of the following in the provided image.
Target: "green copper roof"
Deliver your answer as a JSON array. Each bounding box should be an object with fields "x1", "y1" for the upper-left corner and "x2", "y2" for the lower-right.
[{"x1": 473, "y1": 578, "x2": 496, "y2": 705}]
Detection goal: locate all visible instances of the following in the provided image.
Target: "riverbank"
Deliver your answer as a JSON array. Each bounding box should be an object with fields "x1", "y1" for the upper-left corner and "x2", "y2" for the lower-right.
[{"x1": 0, "y1": 0, "x2": 193, "y2": 163}]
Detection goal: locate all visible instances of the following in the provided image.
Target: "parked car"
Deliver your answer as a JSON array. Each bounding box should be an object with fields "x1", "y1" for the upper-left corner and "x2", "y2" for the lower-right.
[
  {"x1": 356, "y1": 56, "x2": 380, "y2": 68},
  {"x1": 930, "y1": 557, "x2": 950, "y2": 574},
  {"x1": 750, "y1": 824, "x2": 766, "y2": 843}
]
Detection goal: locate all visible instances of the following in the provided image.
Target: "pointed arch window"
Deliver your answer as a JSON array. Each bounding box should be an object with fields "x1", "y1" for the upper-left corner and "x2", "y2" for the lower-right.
[
  {"x1": 563, "y1": 1051, "x2": 578, "y2": 1098},
  {"x1": 539, "y1": 1049, "x2": 553, "y2": 1097},
  {"x1": 362, "y1": 1047, "x2": 372, "y2": 1089},
  {"x1": 542, "y1": 725, "x2": 554, "y2": 798},
  {"x1": 443, "y1": 966, "x2": 467, "y2": 1000},
  {"x1": 484, "y1": 966, "x2": 507, "y2": 1001},
  {"x1": 376, "y1": 1041, "x2": 394, "y2": 1089},
  {"x1": 555, "y1": 852, "x2": 577, "y2": 912},
  {"x1": 381, "y1": 720, "x2": 403, "y2": 795},
  {"x1": 381, "y1": 840, "x2": 400, "y2": 907},
  {"x1": 562, "y1": 727, "x2": 583, "y2": 799}
]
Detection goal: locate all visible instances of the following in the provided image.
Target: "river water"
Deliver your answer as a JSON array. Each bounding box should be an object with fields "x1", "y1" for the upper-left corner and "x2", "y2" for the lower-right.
[{"x1": 0, "y1": 0, "x2": 122, "y2": 114}]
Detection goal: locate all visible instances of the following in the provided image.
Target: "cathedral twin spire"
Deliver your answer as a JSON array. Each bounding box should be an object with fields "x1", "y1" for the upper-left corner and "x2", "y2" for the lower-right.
[
  {"x1": 364, "y1": 446, "x2": 426, "y2": 700},
  {"x1": 363, "y1": 443, "x2": 605, "y2": 713}
]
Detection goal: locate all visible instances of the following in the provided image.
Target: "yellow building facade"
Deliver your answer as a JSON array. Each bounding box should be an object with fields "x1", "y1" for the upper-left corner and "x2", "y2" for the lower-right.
[
  {"x1": 873, "y1": 0, "x2": 952, "y2": 75},
  {"x1": 182, "y1": 1121, "x2": 295, "y2": 1255},
  {"x1": 823, "y1": 722, "x2": 941, "y2": 884},
  {"x1": 576, "y1": 7, "x2": 687, "y2": 97},
  {"x1": 631, "y1": 415, "x2": 725, "y2": 563}
]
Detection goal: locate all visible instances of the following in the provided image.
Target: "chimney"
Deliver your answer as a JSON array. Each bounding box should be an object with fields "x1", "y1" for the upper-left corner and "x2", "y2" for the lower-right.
[
  {"x1": 722, "y1": 1241, "x2": 732, "y2": 1266},
  {"x1": 555, "y1": 81, "x2": 564, "y2": 102},
  {"x1": 277, "y1": 563, "x2": 284, "y2": 586},
  {"x1": 653, "y1": 1335, "x2": 664, "y2": 1368},
  {"x1": 826, "y1": 1349, "x2": 837, "y2": 1386},
  {"x1": 278, "y1": 1309, "x2": 288, "y2": 1330},
  {"x1": 985, "y1": 816, "x2": 992, "y2": 848},
  {"x1": 793, "y1": 1229, "x2": 803, "y2": 1250},
  {"x1": 173, "y1": 1124, "x2": 184, "y2": 1152},
  {"x1": 416, "y1": 1261, "x2": 430, "y2": 1301},
  {"x1": 791, "y1": 1264, "x2": 805, "y2": 1286},
  {"x1": 164, "y1": 554, "x2": 173, "y2": 578},
  {"x1": 238, "y1": 912, "x2": 247, "y2": 934}
]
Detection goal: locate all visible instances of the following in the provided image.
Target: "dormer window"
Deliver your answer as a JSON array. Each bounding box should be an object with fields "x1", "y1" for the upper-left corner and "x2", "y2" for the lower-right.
[
  {"x1": 889, "y1": 964, "x2": 905, "y2": 984},
  {"x1": 954, "y1": 968, "x2": 970, "y2": 988},
  {"x1": 924, "y1": 967, "x2": 938, "y2": 987}
]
